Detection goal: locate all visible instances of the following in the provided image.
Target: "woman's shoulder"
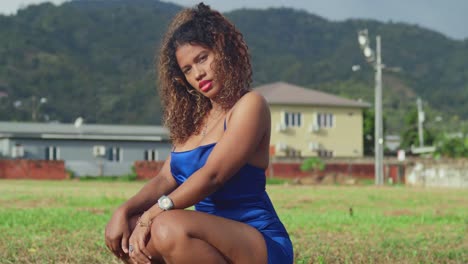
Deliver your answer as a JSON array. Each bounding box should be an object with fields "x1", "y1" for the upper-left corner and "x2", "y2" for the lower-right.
[
  {"x1": 235, "y1": 91, "x2": 268, "y2": 109},
  {"x1": 227, "y1": 91, "x2": 269, "y2": 122}
]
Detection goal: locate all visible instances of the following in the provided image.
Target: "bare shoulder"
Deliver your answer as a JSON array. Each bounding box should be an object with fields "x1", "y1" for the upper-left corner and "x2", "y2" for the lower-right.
[
  {"x1": 238, "y1": 91, "x2": 267, "y2": 104},
  {"x1": 232, "y1": 91, "x2": 269, "y2": 114}
]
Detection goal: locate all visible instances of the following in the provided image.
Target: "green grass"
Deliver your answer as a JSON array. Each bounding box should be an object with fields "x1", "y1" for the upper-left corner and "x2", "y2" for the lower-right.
[{"x1": 0, "y1": 180, "x2": 467, "y2": 263}]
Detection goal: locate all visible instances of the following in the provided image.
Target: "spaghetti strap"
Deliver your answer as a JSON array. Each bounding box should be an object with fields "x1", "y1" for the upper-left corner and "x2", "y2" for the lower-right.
[{"x1": 224, "y1": 118, "x2": 227, "y2": 131}]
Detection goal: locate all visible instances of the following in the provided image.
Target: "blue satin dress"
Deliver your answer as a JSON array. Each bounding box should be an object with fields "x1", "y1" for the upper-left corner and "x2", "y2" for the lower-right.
[{"x1": 170, "y1": 124, "x2": 294, "y2": 263}]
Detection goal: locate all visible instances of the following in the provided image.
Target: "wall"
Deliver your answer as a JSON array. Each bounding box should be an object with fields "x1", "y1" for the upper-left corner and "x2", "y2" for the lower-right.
[
  {"x1": 5, "y1": 138, "x2": 171, "y2": 176},
  {"x1": 0, "y1": 160, "x2": 67, "y2": 180},
  {"x1": 8, "y1": 138, "x2": 171, "y2": 162},
  {"x1": 66, "y1": 160, "x2": 134, "y2": 177},
  {"x1": 270, "y1": 104, "x2": 363, "y2": 158},
  {"x1": 267, "y1": 162, "x2": 374, "y2": 179},
  {"x1": 267, "y1": 160, "x2": 405, "y2": 184},
  {"x1": 134, "y1": 161, "x2": 165, "y2": 180},
  {"x1": 0, "y1": 139, "x2": 9, "y2": 157},
  {"x1": 7, "y1": 157, "x2": 466, "y2": 188},
  {"x1": 406, "y1": 159, "x2": 468, "y2": 188}
]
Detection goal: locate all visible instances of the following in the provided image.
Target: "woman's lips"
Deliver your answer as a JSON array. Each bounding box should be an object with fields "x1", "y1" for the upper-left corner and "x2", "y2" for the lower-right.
[{"x1": 199, "y1": 80, "x2": 213, "y2": 92}]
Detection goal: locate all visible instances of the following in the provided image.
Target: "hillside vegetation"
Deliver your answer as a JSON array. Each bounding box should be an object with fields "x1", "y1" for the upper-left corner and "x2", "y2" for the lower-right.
[{"x1": 0, "y1": 0, "x2": 467, "y2": 132}]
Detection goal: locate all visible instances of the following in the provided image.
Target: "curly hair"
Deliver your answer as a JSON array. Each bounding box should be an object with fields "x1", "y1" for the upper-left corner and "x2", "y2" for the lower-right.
[{"x1": 158, "y1": 3, "x2": 252, "y2": 145}]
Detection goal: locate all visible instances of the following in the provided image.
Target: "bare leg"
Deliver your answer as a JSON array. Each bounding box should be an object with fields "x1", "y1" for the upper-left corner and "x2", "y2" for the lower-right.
[{"x1": 145, "y1": 210, "x2": 267, "y2": 264}]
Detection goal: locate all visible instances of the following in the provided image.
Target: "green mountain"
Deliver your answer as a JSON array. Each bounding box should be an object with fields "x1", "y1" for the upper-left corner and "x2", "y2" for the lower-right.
[{"x1": 0, "y1": 0, "x2": 467, "y2": 133}]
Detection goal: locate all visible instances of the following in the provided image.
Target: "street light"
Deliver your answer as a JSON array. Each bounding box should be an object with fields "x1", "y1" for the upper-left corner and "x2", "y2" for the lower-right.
[
  {"x1": 357, "y1": 29, "x2": 384, "y2": 186},
  {"x1": 31, "y1": 96, "x2": 48, "y2": 122},
  {"x1": 13, "y1": 96, "x2": 48, "y2": 122}
]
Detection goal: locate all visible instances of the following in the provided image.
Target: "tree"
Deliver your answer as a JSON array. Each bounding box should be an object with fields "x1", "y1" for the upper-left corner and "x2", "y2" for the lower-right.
[
  {"x1": 400, "y1": 109, "x2": 436, "y2": 149},
  {"x1": 435, "y1": 136, "x2": 468, "y2": 158},
  {"x1": 363, "y1": 109, "x2": 375, "y2": 156}
]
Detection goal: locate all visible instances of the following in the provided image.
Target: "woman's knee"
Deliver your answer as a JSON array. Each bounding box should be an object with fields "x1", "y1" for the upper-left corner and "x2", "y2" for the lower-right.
[{"x1": 150, "y1": 210, "x2": 188, "y2": 253}]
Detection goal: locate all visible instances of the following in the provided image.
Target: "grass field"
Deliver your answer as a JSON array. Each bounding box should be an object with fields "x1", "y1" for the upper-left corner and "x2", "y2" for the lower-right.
[{"x1": 0, "y1": 180, "x2": 467, "y2": 263}]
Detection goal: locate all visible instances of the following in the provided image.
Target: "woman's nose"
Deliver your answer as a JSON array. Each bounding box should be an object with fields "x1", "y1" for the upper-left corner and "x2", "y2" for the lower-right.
[{"x1": 194, "y1": 66, "x2": 206, "y2": 80}]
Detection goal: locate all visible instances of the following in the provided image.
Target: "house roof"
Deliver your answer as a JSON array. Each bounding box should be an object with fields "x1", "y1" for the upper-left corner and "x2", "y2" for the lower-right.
[
  {"x1": 0, "y1": 122, "x2": 170, "y2": 141},
  {"x1": 254, "y1": 82, "x2": 370, "y2": 108}
]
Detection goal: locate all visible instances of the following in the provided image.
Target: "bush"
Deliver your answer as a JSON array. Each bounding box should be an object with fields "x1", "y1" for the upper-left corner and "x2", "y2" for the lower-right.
[
  {"x1": 300, "y1": 157, "x2": 326, "y2": 172},
  {"x1": 434, "y1": 136, "x2": 468, "y2": 158}
]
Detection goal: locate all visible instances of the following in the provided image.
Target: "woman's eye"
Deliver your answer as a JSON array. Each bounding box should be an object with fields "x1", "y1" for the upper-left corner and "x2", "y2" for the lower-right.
[
  {"x1": 199, "y1": 56, "x2": 207, "y2": 63},
  {"x1": 183, "y1": 68, "x2": 191, "y2": 74}
]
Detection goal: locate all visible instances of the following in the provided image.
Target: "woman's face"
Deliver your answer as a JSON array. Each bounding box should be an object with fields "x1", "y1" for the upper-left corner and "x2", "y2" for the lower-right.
[{"x1": 176, "y1": 43, "x2": 220, "y2": 97}]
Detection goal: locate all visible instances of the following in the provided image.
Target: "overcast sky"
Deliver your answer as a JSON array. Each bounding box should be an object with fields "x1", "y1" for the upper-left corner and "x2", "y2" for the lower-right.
[{"x1": 1, "y1": 0, "x2": 467, "y2": 40}]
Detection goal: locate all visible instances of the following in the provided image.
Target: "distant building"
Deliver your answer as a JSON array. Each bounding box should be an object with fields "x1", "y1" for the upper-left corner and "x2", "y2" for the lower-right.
[
  {"x1": 0, "y1": 122, "x2": 171, "y2": 176},
  {"x1": 255, "y1": 82, "x2": 370, "y2": 158}
]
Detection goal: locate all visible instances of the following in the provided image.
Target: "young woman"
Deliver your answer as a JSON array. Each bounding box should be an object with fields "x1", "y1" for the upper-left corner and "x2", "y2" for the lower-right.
[{"x1": 105, "y1": 3, "x2": 293, "y2": 263}]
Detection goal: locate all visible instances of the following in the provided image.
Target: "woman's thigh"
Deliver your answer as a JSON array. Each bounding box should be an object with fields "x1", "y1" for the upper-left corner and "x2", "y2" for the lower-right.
[{"x1": 146, "y1": 210, "x2": 267, "y2": 264}]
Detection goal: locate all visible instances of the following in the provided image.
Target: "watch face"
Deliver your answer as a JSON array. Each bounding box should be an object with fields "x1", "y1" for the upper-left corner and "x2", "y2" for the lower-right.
[
  {"x1": 161, "y1": 198, "x2": 171, "y2": 208},
  {"x1": 159, "y1": 196, "x2": 173, "y2": 210}
]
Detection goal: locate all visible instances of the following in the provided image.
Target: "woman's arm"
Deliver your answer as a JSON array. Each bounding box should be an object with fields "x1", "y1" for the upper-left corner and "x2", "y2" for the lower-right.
[
  {"x1": 142, "y1": 92, "x2": 269, "y2": 220},
  {"x1": 117, "y1": 155, "x2": 178, "y2": 216},
  {"x1": 105, "y1": 155, "x2": 178, "y2": 258}
]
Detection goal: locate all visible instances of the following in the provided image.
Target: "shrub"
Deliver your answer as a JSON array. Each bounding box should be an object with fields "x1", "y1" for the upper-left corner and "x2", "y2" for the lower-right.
[{"x1": 300, "y1": 157, "x2": 326, "y2": 172}]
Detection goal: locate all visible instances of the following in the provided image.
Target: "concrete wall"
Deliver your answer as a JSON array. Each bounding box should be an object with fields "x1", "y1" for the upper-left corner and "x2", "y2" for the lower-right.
[{"x1": 406, "y1": 159, "x2": 468, "y2": 188}]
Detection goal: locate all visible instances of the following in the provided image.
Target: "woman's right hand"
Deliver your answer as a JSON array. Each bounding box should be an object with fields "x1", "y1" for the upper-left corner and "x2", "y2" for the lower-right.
[{"x1": 105, "y1": 208, "x2": 131, "y2": 259}]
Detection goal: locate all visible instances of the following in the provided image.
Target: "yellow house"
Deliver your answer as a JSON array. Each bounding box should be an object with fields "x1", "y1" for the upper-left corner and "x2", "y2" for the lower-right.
[{"x1": 255, "y1": 82, "x2": 370, "y2": 158}]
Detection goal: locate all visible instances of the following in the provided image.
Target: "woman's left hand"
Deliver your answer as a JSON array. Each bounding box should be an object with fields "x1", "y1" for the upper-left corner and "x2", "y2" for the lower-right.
[{"x1": 128, "y1": 220, "x2": 152, "y2": 264}]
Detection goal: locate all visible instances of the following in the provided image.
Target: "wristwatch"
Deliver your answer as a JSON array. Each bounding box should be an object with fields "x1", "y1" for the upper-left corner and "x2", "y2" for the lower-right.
[{"x1": 158, "y1": 195, "x2": 174, "y2": 211}]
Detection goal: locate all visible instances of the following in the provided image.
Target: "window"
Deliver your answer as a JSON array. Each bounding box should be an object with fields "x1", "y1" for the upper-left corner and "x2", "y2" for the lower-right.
[
  {"x1": 45, "y1": 146, "x2": 60, "y2": 160},
  {"x1": 108, "y1": 147, "x2": 123, "y2": 162},
  {"x1": 318, "y1": 149, "x2": 333, "y2": 158},
  {"x1": 283, "y1": 112, "x2": 302, "y2": 127},
  {"x1": 287, "y1": 149, "x2": 302, "y2": 158},
  {"x1": 316, "y1": 113, "x2": 334, "y2": 128},
  {"x1": 144, "y1": 149, "x2": 159, "y2": 161},
  {"x1": 12, "y1": 144, "x2": 24, "y2": 158}
]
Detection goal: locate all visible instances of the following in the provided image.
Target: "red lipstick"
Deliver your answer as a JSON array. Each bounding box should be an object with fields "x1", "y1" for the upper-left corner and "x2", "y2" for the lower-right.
[{"x1": 199, "y1": 80, "x2": 212, "y2": 92}]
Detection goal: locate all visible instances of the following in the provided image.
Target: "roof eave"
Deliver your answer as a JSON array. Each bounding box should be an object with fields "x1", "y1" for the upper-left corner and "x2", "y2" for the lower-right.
[
  {"x1": 0, "y1": 133, "x2": 170, "y2": 141},
  {"x1": 266, "y1": 101, "x2": 370, "y2": 108}
]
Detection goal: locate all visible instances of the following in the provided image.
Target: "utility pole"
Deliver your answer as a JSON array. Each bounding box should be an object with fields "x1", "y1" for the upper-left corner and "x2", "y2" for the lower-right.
[
  {"x1": 417, "y1": 98, "x2": 425, "y2": 147},
  {"x1": 375, "y1": 36, "x2": 384, "y2": 186},
  {"x1": 31, "y1": 96, "x2": 37, "y2": 121},
  {"x1": 358, "y1": 30, "x2": 384, "y2": 186}
]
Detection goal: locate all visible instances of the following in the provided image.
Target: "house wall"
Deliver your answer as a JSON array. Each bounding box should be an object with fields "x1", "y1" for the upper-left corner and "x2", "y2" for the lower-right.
[
  {"x1": 270, "y1": 105, "x2": 364, "y2": 158},
  {"x1": 0, "y1": 139, "x2": 9, "y2": 157},
  {"x1": 5, "y1": 138, "x2": 172, "y2": 176}
]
